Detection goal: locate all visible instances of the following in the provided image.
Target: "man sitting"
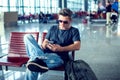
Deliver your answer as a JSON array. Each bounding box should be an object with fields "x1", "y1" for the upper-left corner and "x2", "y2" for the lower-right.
[{"x1": 24, "y1": 8, "x2": 81, "y2": 80}]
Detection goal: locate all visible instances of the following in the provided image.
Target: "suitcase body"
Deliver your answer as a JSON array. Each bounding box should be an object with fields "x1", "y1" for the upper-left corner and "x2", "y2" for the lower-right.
[{"x1": 65, "y1": 60, "x2": 98, "y2": 80}]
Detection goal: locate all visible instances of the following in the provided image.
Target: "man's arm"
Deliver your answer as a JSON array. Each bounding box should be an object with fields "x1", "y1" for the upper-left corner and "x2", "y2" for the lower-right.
[
  {"x1": 46, "y1": 41, "x2": 81, "y2": 52},
  {"x1": 61, "y1": 41, "x2": 81, "y2": 51}
]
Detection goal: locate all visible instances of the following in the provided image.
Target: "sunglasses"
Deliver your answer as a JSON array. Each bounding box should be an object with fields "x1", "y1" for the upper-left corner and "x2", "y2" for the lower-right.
[{"x1": 58, "y1": 20, "x2": 69, "y2": 24}]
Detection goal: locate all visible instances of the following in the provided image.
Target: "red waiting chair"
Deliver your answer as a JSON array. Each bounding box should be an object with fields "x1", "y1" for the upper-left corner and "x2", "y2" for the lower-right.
[{"x1": 0, "y1": 32, "x2": 39, "y2": 79}]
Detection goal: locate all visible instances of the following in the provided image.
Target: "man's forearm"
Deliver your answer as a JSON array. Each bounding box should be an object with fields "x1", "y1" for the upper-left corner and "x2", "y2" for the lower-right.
[
  {"x1": 42, "y1": 40, "x2": 81, "y2": 52},
  {"x1": 59, "y1": 41, "x2": 81, "y2": 52}
]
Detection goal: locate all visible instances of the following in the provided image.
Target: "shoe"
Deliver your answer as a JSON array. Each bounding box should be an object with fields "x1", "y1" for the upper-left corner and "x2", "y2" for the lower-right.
[{"x1": 26, "y1": 58, "x2": 48, "y2": 72}]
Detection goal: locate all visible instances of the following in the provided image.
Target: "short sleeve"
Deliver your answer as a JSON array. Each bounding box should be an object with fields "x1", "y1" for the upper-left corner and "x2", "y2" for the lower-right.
[{"x1": 72, "y1": 28, "x2": 81, "y2": 42}]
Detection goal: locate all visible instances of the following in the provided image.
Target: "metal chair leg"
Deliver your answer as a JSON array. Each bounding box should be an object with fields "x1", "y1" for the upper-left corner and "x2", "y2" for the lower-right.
[{"x1": 0, "y1": 66, "x2": 5, "y2": 80}]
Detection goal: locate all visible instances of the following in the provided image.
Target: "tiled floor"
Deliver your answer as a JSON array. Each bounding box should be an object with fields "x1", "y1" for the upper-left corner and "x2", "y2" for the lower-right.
[{"x1": 0, "y1": 17, "x2": 120, "y2": 80}]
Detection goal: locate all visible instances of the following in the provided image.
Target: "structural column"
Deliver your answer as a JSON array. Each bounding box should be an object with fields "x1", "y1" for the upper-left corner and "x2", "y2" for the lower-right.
[
  {"x1": 0, "y1": 13, "x2": 4, "y2": 54},
  {"x1": 84, "y1": 0, "x2": 88, "y2": 11},
  {"x1": 62, "y1": 0, "x2": 67, "y2": 8},
  {"x1": 58, "y1": 0, "x2": 67, "y2": 9}
]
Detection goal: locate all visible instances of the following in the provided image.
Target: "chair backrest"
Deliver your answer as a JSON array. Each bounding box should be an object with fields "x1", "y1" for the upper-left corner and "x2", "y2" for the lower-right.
[{"x1": 7, "y1": 32, "x2": 39, "y2": 62}]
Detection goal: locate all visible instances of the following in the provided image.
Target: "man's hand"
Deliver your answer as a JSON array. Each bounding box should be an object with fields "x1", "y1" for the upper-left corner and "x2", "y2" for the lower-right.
[
  {"x1": 42, "y1": 39, "x2": 80, "y2": 52},
  {"x1": 47, "y1": 43, "x2": 62, "y2": 52}
]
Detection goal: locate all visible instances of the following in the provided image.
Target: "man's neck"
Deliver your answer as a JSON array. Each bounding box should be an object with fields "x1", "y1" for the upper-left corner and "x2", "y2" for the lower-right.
[{"x1": 59, "y1": 26, "x2": 71, "y2": 30}]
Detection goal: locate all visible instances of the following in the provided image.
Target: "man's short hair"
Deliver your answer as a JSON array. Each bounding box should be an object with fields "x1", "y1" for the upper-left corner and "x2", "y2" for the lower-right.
[{"x1": 58, "y1": 8, "x2": 73, "y2": 19}]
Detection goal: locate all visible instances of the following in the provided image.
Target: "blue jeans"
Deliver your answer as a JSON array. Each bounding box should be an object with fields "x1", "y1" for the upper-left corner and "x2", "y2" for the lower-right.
[{"x1": 24, "y1": 34, "x2": 64, "y2": 80}]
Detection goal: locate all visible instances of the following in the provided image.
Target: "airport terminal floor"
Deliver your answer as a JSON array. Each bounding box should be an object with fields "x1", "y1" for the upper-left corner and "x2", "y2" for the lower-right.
[{"x1": 0, "y1": 16, "x2": 120, "y2": 80}]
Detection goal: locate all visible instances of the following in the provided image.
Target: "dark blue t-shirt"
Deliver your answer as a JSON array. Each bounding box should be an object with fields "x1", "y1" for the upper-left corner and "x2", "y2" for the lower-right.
[{"x1": 45, "y1": 25, "x2": 80, "y2": 61}]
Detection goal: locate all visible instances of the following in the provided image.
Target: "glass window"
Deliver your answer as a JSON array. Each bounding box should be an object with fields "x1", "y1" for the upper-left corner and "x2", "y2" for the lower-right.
[
  {"x1": 0, "y1": 0, "x2": 86, "y2": 15},
  {"x1": 0, "y1": 0, "x2": 8, "y2": 12},
  {"x1": 35, "y1": 0, "x2": 40, "y2": 14},
  {"x1": 24, "y1": 0, "x2": 35, "y2": 15},
  {"x1": 10, "y1": 0, "x2": 17, "y2": 11},
  {"x1": 67, "y1": 0, "x2": 84, "y2": 11},
  {"x1": 17, "y1": 0, "x2": 24, "y2": 15},
  {"x1": 88, "y1": 0, "x2": 97, "y2": 11}
]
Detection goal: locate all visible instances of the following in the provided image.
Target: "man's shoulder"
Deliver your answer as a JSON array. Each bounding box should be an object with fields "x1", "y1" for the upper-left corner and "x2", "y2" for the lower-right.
[
  {"x1": 70, "y1": 26, "x2": 79, "y2": 31},
  {"x1": 51, "y1": 25, "x2": 58, "y2": 29}
]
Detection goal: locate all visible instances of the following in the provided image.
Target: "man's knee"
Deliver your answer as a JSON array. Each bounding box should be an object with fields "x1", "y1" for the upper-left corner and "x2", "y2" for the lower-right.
[
  {"x1": 23, "y1": 34, "x2": 34, "y2": 43},
  {"x1": 24, "y1": 34, "x2": 33, "y2": 40}
]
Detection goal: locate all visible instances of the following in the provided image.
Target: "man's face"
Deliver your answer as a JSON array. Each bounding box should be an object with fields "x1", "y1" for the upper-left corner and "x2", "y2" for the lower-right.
[{"x1": 58, "y1": 15, "x2": 71, "y2": 30}]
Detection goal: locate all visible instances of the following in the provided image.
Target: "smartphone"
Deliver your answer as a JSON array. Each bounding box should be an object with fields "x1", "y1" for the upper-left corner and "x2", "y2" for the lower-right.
[{"x1": 48, "y1": 41, "x2": 54, "y2": 44}]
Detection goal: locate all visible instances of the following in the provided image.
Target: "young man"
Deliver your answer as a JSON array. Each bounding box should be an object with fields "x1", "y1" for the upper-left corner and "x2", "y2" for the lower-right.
[{"x1": 24, "y1": 8, "x2": 81, "y2": 80}]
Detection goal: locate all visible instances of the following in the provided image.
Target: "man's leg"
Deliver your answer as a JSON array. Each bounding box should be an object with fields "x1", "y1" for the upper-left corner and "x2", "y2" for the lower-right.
[
  {"x1": 43, "y1": 53, "x2": 64, "y2": 69},
  {"x1": 24, "y1": 34, "x2": 63, "y2": 66},
  {"x1": 25, "y1": 69, "x2": 39, "y2": 80},
  {"x1": 24, "y1": 34, "x2": 46, "y2": 79},
  {"x1": 24, "y1": 34, "x2": 44, "y2": 60},
  {"x1": 106, "y1": 12, "x2": 111, "y2": 24},
  {"x1": 24, "y1": 34, "x2": 64, "y2": 69}
]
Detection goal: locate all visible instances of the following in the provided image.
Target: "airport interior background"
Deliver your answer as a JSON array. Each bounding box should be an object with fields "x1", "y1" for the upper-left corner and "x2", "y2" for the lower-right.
[{"x1": 0, "y1": 0, "x2": 120, "y2": 80}]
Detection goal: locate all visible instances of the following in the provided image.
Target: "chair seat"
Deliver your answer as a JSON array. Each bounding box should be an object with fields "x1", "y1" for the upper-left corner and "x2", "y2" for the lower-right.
[{"x1": 0, "y1": 55, "x2": 29, "y2": 67}]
